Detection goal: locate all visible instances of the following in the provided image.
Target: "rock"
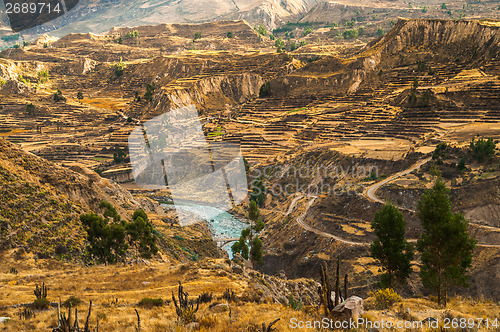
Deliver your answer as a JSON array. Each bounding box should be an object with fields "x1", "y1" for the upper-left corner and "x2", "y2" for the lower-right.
[
  {"x1": 331, "y1": 296, "x2": 364, "y2": 320},
  {"x1": 232, "y1": 264, "x2": 244, "y2": 274},
  {"x1": 0, "y1": 317, "x2": 10, "y2": 323},
  {"x1": 422, "y1": 317, "x2": 438, "y2": 323},
  {"x1": 185, "y1": 322, "x2": 200, "y2": 330},
  {"x1": 209, "y1": 303, "x2": 230, "y2": 313}
]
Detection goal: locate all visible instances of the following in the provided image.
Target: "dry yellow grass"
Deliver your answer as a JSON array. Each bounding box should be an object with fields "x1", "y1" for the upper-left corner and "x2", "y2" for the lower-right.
[{"x1": 0, "y1": 254, "x2": 319, "y2": 331}]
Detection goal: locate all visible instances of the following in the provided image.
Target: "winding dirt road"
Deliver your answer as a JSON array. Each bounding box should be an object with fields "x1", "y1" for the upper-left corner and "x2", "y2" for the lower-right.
[
  {"x1": 363, "y1": 157, "x2": 432, "y2": 205},
  {"x1": 292, "y1": 157, "x2": 500, "y2": 248}
]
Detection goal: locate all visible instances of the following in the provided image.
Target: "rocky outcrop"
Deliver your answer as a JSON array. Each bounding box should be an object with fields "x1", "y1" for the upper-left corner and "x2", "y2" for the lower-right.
[{"x1": 153, "y1": 73, "x2": 265, "y2": 114}]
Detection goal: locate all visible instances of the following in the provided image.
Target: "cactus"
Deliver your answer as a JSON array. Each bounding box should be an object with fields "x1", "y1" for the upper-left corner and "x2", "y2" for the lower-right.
[
  {"x1": 319, "y1": 256, "x2": 349, "y2": 316},
  {"x1": 34, "y1": 282, "x2": 48, "y2": 299},
  {"x1": 172, "y1": 281, "x2": 199, "y2": 323},
  {"x1": 319, "y1": 263, "x2": 333, "y2": 315}
]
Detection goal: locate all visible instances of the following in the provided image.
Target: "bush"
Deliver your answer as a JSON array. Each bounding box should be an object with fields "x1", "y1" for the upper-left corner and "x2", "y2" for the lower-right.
[
  {"x1": 33, "y1": 298, "x2": 50, "y2": 310},
  {"x1": 287, "y1": 294, "x2": 303, "y2": 310},
  {"x1": 144, "y1": 82, "x2": 156, "y2": 102},
  {"x1": 63, "y1": 296, "x2": 82, "y2": 308},
  {"x1": 259, "y1": 82, "x2": 271, "y2": 98},
  {"x1": 343, "y1": 29, "x2": 359, "y2": 39},
  {"x1": 38, "y1": 70, "x2": 49, "y2": 83},
  {"x1": 26, "y1": 103, "x2": 35, "y2": 115},
  {"x1": 199, "y1": 292, "x2": 213, "y2": 304},
  {"x1": 371, "y1": 288, "x2": 402, "y2": 309},
  {"x1": 53, "y1": 90, "x2": 64, "y2": 102},
  {"x1": 432, "y1": 143, "x2": 448, "y2": 160},
  {"x1": 114, "y1": 60, "x2": 125, "y2": 77},
  {"x1": 138, "y1": 297, "x2": 164, "y2": 308},
  {"x1": 470, "y1": 137, "x2": 495, "y2": 162}
]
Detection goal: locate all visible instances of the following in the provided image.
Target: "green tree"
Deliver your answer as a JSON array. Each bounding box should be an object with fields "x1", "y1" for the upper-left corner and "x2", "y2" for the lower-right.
[
  {"x1": 371, "y1": 203, "x2": 414, "y2": 287},
  {"x1": 256, "y1": 24, "x2": 267, "y2": 36},
  {"x1": 26, "y1": 103, "x2": 35, "y2": 115},
  {"x1": 231, "y1": 200, "x2": 265, "y2": 263},
  {"x1": 303, "y1": 27, "x2": 313, "y2": 36},
  {"x1": 193, "y1": 32, "x2": 202, "y2": 41},
  {"x1": 100, "y1": 200, "x2": 121, "y2": 222},
  {"x1": 227, "y1": 31, "x2": 234, "y2": 38},
  {"x1": 38, "y1": 70, "x2": 49, "y2": 83},
  {"x1": 417, "y1": 181, "x2": 476, "y2": 305},
  {"x1": 126, "y1": 210, "x2": 159, "y2": 259},
  {"x1": 53, "y1": 90, "x2": 64, "y2": 102},
  {"x1": 77, "y1": 91, "x2": 84, "y2": 100},
  {"x1": 250, "y1": 236, "x2": 263, "y2": 264},
  {"x1": 114, "y1": 59, "x2": 125, "y2": 77},
  {"x1": 432, "y1": 143, "x2": 448, "y2": 160},
  {"x1": 81, "y1": 213, "x2": 128, "y2": 264},
  {"x1": 377, "y1": 27, "x2": 384, "y2": 36},
  {"x1": 144, "y1": 82, "x2": 156, "y2": 102},
  {"x1": 259, "y1": 82, "x2": 271, "y2": 98},
  {"x1": 441, "y1": 3, "x2": 447, "y2": 9},
  {"x1": 343, "y1": 29, "x2": 359, "y2": 39},
  {"x1": 275, "y1": 37, "x2": 285, "y2": 53},
  {"x1": 250, "y1": 177, "x2": 266, "y2": 206},
  {"x1": 470, "y1": 137, "x2": 496, "y2": 162}
]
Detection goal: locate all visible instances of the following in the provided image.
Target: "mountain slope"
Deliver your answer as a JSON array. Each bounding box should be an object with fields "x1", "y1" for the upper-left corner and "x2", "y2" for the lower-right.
[
  {"x1": 0, "y1": 0, "x2": 318, "y2": 40},
  {"x1": 0, "y1": 138, "x2": 155, "y2": 257}
]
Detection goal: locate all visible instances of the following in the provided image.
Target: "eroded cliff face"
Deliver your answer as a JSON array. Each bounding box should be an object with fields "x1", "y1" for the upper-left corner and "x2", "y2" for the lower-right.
[
  {"x1": 152, "y1": 73, "x2": 265, "y2": 114},
  {"x1": 270, "y1": 19, "x2": 500, "y2": 97},
  {"x1": 365, "y1": 19, "x2": 500, "y2": 63}
]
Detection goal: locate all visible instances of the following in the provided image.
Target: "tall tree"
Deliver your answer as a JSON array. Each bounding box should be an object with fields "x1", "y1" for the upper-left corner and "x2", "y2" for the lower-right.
[
  {"x1": 417, "y1": 180, "x2": 476, "y2": 305},
  {"x1": 371, "y1": 202, "x2": 414, "y2": 287},
  {"x1": 250, "y1": 236, "x2": 263, "y2": 264},
  {"x1": 231, "y1": 200, "x2": 265, "y2": 264},
  {"x1": 126, "y1": 210, "x2": 158, "y2": 259}
]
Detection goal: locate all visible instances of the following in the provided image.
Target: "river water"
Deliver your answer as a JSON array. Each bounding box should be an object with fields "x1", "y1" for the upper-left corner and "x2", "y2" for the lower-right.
[{"x1": 160, "y1": 202, "x2": 248, "y2": 257}]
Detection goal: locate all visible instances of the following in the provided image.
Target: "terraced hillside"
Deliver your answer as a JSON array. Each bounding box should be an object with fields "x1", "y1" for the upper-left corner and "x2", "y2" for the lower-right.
[{"x1": 0, "y1": 18, "x2": 499, "y2": 301}]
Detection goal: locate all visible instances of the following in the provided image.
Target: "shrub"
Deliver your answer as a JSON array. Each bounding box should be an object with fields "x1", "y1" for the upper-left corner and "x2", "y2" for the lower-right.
[
  {"x1": 63, "y1": 296, "x2": 82, "y2": 308},
  {"x1": 371, "y1": 288, "x2": 402, "y2": 309},
  {"x1": 343, "y1": 29, "x2": 359, "y2": 39},
  {"x1": 255, "y1": 24, "x2": 267, "y2": 36},
  {"x1": 227, "y1": 31, "x2": 234, "y2": 38},
  {"x1": 114, "y1": 60, "x2": 125, "y2": 77},
  {"x1": 38, "y1": 70, "x2": 49, "y2": 83},
  {"x1": 33, "y1": 298, "x2": 50, "y2": 310},
  {"x1": 432, "y1": 142, "x2": 448, "y2": 160},
  {"x1": 144, "y1": 82, "x2": 156, "y2": 102},
  {"x1": 53, "y1": 90, "x2": 64, "y2": 102},
  {"x1": 470, "y1": 137, "x2": 495, "y2": 162},
  {"x1": 287, "y1": 294, "x2": 303, "y2": 310},
  {"x1": 457, "y1": 158, "x2": 466, "y2": 170},
  {"x1": 259, "y1": 82, "x2": 271, "y2": 98},
  {"x1": 138, "y1": 297, "x2": 164, "y2": 308},
  {"x1": 26, "y1": 103, "x2": 35, "y2": 115},
  {"x1": 199, "y1": 292, "x2": 213, "y2": 304}
]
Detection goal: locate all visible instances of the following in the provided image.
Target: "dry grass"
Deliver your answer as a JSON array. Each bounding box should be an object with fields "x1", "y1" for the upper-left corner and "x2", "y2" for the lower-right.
[{"x1": 0, "y1": 255, "x2": 317, "y2": 331}]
